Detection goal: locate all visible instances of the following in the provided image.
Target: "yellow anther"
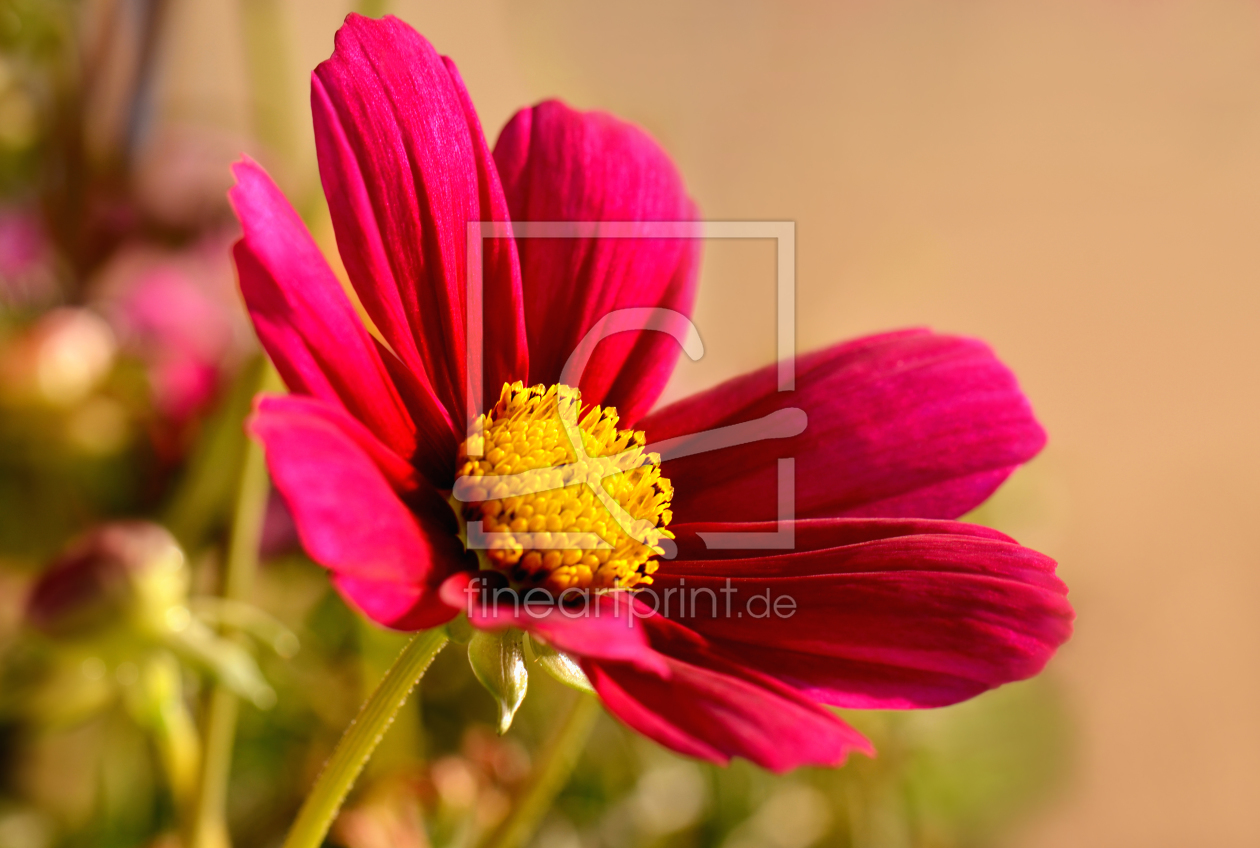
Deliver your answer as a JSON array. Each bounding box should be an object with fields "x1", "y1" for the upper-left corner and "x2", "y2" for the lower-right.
[{"x1": 454, "y1": 382, "x2": 673, "y2": 592}]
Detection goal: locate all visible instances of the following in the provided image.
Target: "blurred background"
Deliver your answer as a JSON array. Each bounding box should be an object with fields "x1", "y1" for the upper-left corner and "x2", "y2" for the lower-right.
[{"x1": 1, "y1": 0, "x2": 1257, "y2": 846}]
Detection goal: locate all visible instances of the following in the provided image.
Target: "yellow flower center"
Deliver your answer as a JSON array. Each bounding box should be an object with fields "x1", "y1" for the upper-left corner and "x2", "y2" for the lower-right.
[{"x1": 452, "y1": 382, "x2": 673, "y2": 593}]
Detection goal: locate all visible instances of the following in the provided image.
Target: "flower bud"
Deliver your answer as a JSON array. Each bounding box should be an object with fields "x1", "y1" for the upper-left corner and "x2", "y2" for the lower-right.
[
  {"x1": 467, "y1": 629, "x2": 528, "y2": 735},
  {"x1": 25, "y1": 521, "x2": 187, "y2": 637}
]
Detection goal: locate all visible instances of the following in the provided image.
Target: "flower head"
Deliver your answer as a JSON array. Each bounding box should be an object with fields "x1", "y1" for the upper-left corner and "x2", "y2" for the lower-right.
[{"x1": 231, "y1": 13, "x2": 1072, "y2": 772}]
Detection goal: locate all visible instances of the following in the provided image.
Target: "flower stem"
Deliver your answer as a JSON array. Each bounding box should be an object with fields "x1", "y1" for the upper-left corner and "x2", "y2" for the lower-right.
[
  {"x1": 480, "y1": 693, "x2": 601, "y2": 848},
  {"x1": 187, "y1": 686, "x2": 239, "y2": 848},
  {"x1": 281, "y1": 628, "x2": 450, "y2": 848},
  {"x1": 185, "y1": 362, "x2": 278, "y2": 848}
]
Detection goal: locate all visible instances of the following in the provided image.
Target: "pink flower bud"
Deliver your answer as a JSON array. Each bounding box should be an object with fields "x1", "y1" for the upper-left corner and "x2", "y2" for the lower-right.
[{"x1": 25, "y1": 522, "x2": 187, "y2": 637}]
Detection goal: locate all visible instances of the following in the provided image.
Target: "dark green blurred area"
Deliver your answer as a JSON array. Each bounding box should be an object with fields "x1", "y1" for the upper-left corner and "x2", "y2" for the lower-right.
[{"x1": 0, "y1": 2, "x2": 1072, "y2": 847}]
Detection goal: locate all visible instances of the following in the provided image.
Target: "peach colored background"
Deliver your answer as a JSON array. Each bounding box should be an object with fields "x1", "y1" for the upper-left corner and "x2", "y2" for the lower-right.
[{"x1": 152, "y1": 1, "x2": 1260, "y2": 845}]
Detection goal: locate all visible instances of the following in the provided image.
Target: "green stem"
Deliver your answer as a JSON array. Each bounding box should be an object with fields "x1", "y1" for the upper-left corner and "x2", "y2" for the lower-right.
[
  {"x1": 281, "y1": 629, "x2": 449, "y2": 848},
  {"x1": 480, "y1": 693, "x2": 601, "y2": 848},
  {"x1": 187, "y1": 688, "x2": 239, "y2": 848},
  {"x1": 186, "y1": 364, "x2": 279, "y2": 848}
]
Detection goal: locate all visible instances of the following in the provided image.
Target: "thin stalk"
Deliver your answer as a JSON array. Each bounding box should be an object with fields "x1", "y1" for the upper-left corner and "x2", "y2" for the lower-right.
[
  {"x1": 186, "y1": 364, "x2": 279, "y2": 848},
  {"x1": 479, "y1": 694, "x2": 601, "y2": 848},
  {"x1": 281, "y1": 629, "x2": 450, "y2": 848},
  {"x1": 164, "y1": 358, "x2": 267, "y2": 552}
]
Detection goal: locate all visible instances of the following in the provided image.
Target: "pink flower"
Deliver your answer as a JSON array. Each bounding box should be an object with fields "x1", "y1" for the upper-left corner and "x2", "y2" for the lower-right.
[
  {"x1": 231, "y1": 14, "x2": 1072, "y2": 773},
  {"x1": 93, "y1": 233, "x2": 253, "y2": 421},
  {"x1": 0, "y1": 207, "x2": 57, "y2": 309}
]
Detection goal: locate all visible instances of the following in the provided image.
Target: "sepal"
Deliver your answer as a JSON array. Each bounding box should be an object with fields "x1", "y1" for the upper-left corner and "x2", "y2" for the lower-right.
[
  {"x1": 525, "y1": 632, "x2": 594, "y2": 694},
  {"x1": 467, "y1": 628, "x2": 528, "y2": 734}
]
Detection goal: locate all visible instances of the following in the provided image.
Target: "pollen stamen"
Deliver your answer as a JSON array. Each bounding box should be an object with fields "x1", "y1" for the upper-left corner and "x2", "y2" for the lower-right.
[{"x1": 453, "y1": 382, "x2": 673, "y2": 593}]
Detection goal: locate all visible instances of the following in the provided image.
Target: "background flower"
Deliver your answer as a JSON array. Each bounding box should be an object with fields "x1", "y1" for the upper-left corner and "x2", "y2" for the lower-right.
[{"x1": 92, "y1": 231, "x2": 254, "y2": 423}]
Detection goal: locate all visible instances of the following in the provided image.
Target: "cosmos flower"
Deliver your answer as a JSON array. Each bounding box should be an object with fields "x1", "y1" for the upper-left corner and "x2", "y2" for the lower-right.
[{"x1": 232, "y1": 14, "x2": 1072, "y2": 772}]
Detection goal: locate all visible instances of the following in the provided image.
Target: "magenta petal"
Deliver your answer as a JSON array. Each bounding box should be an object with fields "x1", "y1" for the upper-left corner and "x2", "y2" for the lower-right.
[
  {"x1": 253, "y1": 394, "x2": 417, "y2": 493},
  {"x1": 448, "y1": 576, "x2": 667, "y2": 674},
  {"x1": 650, "y1": 528, "x2": 1073, "y2": 709},
  {"x1": 494, "y1": 100, "x2": 700, "y2": 425},
  {"x1": 329, "y1": 574, "x2": 455, "y2": 631},
  {"x1": 229, "y1": 158, "x2": 438, "y2": 467},
  {"x1": 250, "y1": 395, "x2": 467, "y2": 630},
  {"x1": 669, "y1": 516, "x2": 1016, "y2": 559},
  {"x1": 644, "y1": 329, "x2": 1047, "y2": 522},
  {"x1": 583, "y1": 617, "x2": 872, "y2": 772},
  {"x1": 517, "y1": 600, "x2": 666, "y2": 673},
  {"x1": 312, "y1": 14, "x2": 527, "y2": 424}
]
